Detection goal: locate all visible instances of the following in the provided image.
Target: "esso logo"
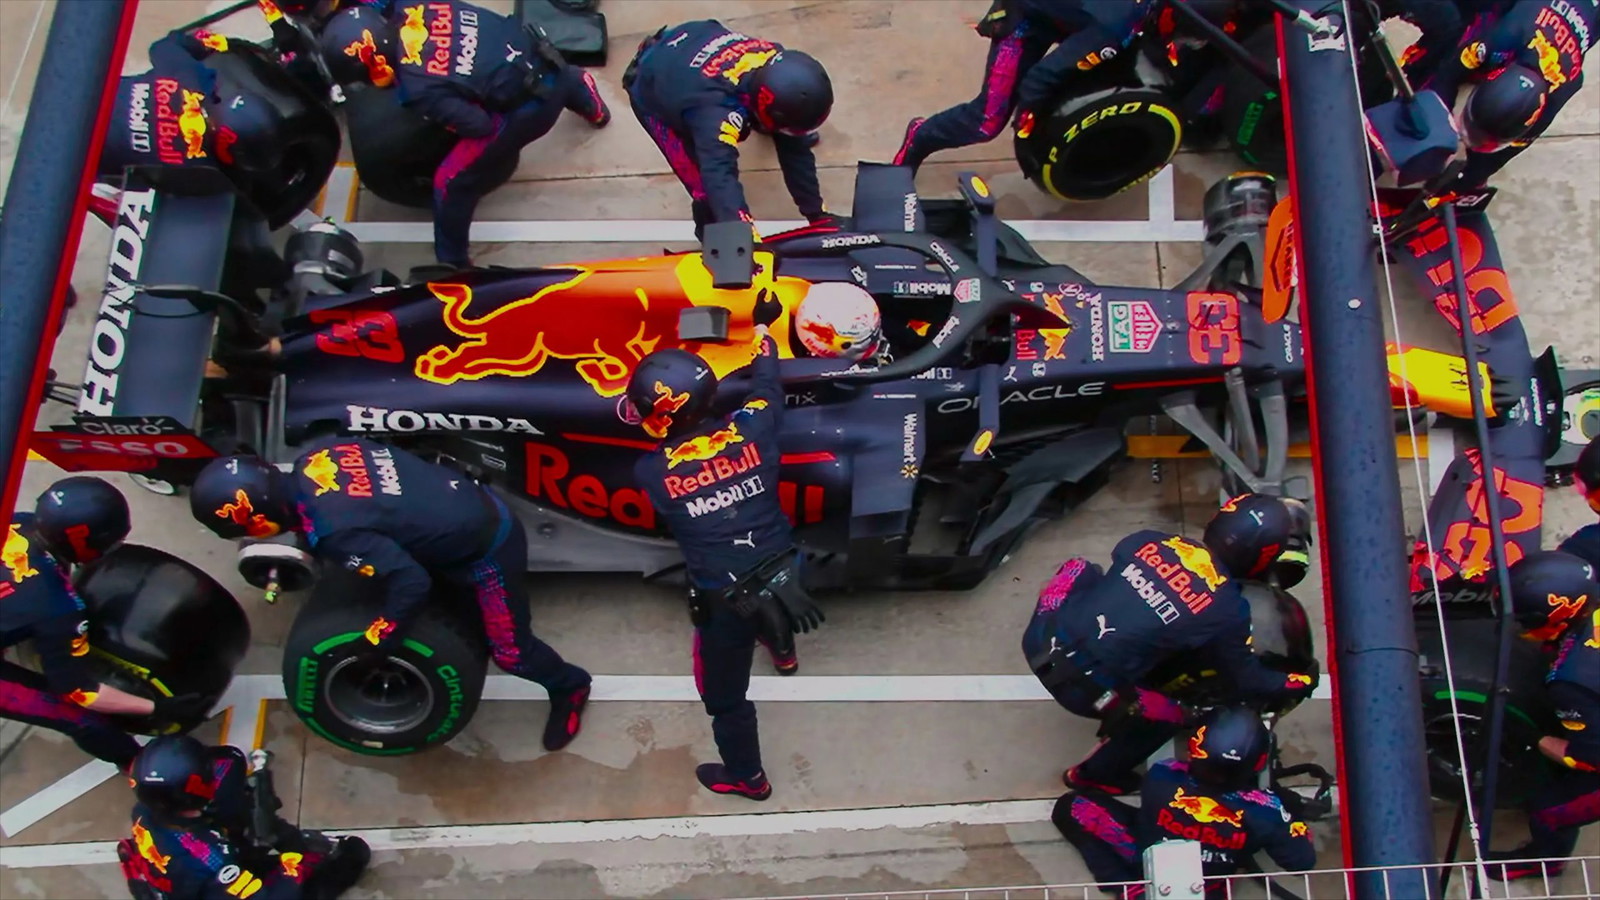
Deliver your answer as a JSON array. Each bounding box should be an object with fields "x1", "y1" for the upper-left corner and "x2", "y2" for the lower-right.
[{"x1": 58, "y1": 438, "x2": 197, "y2": 457}]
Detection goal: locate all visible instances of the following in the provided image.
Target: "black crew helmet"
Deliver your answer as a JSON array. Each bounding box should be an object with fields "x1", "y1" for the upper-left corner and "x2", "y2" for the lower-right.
[
  {"x1": 1575, "y1": 434, "x2": 1600, "y2": 513},
  {"x1": 211, "y1": 90, "x2": 286, "y2": 173},
  {"x1": 1461, "y1": 63, "x2": 1548, "y2": 152},
  {"x1": 625, "y1": 349, "x2": 719, "y2": 440},
  {"x1": 130, "y1": 735, "x2": 214, "y2": 818},
  {"x1": 1203, "y1": 493, "x2": 1294, "y2": 579},
  {"x1": 190, "y1": 455, "x2": 295, "y2": 540},
  {"x1": 33, "y1": 476, "x2": 131, "y2": 564},
  {"x1": 319, "y1": 4, "x2": 399, "y2": 89},
  {"x1": 1503, "y1": 550, "x2": 1597, "y2": 642},
  {"x1": 1187, "y1": 705, "x2": 1270, "y2": 788},
  {"x1": 746, "y1": 49, "x2": 834, "y2": 136}
]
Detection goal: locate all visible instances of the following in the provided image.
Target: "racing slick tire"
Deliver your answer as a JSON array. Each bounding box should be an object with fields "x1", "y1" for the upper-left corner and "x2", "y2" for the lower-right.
[
  {"x1": 343, "y1": 85, "x2": 520, "y2": 209},
  {"x1": 1219, "y1": 30, "x2": 1288, "y2": 173},
  {"x1": 1015, "y1": 85, "x2": 1182, "y2": 201},
  {"x1": 72, "y1": 544, "x2": 251, "y2": 736},
  {"x1": 283, "y1": 571, "x2": 488, "y2": 755},
  {"x1": 199, "y1": 42, "x2": 341, "y2": 229},
  {"x1": 1416, "y1": 617, "x2": 1553, "y2": 808}
]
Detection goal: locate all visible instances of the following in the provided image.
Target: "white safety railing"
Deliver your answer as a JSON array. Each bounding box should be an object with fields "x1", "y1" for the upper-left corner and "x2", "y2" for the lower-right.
[{"x1": 737, "y1": 847, "x2": 1599, "y2": 900}]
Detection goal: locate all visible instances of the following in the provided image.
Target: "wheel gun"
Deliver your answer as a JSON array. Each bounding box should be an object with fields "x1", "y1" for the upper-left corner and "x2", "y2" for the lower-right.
[{"x1": 247, "y1": 749, "x2": 284, "y2": 852}]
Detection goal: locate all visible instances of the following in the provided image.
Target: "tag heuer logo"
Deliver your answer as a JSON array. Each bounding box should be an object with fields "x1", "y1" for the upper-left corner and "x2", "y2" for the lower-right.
[{"x1": 1108, "y1": 300, "x2": 1161, "y2": 353}]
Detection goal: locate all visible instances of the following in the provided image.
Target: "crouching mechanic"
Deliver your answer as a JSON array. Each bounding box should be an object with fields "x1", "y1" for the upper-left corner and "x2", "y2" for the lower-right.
[
  {"x1": 321, "y1": 0, "x2": 610, "y2": 268},
  {"x1": 188, "y1": 443, "x2": 593, "y2": 751},
  {"x1": 1559, "y1": 435, "x2": 1600, "y2": 571},
  {"x1": 1485, "y1": 551, "x2": 1599, "y2": 881},
  {"x1": 1023, "y1": 494, "x2": 1319, "y2": 795},
  {"x1": 1054, "y1": 706, "x2": 1316, "y2": 895},
  {"x1": 4, "y1": 477, "x2": 210, "y2": 771},
  {"x1": 122, "y1": 734, "x2": 369, "y2": 899},
  {"x1": 1415, "y1": 0, "x2": 1596, "y2": 190},
  {"x1": 629, "y1": 329, "x2": 825, "y2": 800},
  {"x1": 623, "y1": 19, "x2": 837, "y2": 239}
]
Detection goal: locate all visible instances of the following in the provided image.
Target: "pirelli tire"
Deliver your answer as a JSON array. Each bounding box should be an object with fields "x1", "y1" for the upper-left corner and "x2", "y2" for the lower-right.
[
  {"x1": 283, "y1": 572, "x2": 488, "y2": 755},
  {"x1": 1416, "y1": 617, "x2": 1552, "y2": 808},
  {"x1": 1016, "y1": 86, "x2": 1182, "y2": 201},
  {"x1": 342, "y1": 85, "x2": 519, "y2": 209}
]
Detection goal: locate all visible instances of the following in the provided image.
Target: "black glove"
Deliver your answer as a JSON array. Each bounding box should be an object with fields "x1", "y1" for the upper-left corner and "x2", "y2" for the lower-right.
[
  {"x1": 151, "y1": 692, "x2": 213, "y2": 722},
  {"x1": 777, "y1": 592, "x2": 824, "y2": 634},
  {"x1": 806, "y1": 211, "x2": 843, "y2": 229},
  {"x1": 752, "y1": 288, "x2": 785, "y2": 328}
]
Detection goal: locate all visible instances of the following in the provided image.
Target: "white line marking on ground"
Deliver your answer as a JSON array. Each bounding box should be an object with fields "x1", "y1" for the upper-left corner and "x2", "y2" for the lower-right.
[
  {"x1": 0, "y1": 673, "x2": 1331, "y2": 838},
  {"x1": 1147, "y1": 167, "x2": 1177, "y2": 225},
  {"x1": 0, "y1": 798, "x2": 1058, "y2": 868}
]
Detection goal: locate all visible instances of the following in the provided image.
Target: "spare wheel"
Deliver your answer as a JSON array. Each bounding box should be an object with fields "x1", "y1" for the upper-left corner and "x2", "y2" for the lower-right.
[{"x1": 1016, "y1": 85, "x2": 1182, "y2": 201}]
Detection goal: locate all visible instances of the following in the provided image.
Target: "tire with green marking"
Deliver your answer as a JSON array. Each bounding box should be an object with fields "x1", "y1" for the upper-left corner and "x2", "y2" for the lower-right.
[
  {"x1": 1416, "y1": 617, "x2": 1553, "y2": 808},
  {"x1": 283, "y1": 571, "x2": 487, "y2": 755}
]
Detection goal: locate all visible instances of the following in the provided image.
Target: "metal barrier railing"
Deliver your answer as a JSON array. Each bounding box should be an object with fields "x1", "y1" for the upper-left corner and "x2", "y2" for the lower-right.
[{"x1": 737, "y1": 849, "x2": 1599, "y2": 900}]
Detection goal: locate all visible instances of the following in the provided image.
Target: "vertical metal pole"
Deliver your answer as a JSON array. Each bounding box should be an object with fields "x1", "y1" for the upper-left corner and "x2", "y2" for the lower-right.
[
  {"x1": 1276, "y1": 3, "x2": 1436, "y2": 895},
  {"x1": 0, "y1": 0, "x2": 139, "y2": 520}
]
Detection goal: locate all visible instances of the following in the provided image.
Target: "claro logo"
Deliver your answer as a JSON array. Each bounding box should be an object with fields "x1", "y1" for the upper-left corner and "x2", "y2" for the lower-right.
[{"x1": 79, "y1": 188, "x2": 158, "y2": 416}]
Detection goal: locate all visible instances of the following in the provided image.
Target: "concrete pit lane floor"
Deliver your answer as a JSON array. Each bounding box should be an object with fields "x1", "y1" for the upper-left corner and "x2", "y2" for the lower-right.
[{"x1": 1, "y1": 1, "x2": 1597, "y2": 896}]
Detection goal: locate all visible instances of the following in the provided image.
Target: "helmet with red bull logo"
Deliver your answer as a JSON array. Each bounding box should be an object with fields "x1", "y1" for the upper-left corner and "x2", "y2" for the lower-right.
[
  {"x1": 795, "y1": 282, "x2": 882, "y2": 361},
  {"x1": 1203, "y1": 493, "x2": 1294, "y2": 580},
  {"x1": 745, "y1": 49, "x2": 833, "y2": 136},
  {"x1": 210, "y1": 91, "x2": 286, "y2": 174},
  {"x1": 1461, "y1": 63, "x2": 1548, "y2": 153},
  {"x1": 319, "y1": 5, "x2": 399, "y2": 89},
  {"x1": 1187, "y1": 705, "x2": 1270, "y2": 789},
  {"x1": 33, "y1": 476, "x2": 130, "y2": 564},
  {"x1": 190, "y1": 455, "x2": 296, "y2": 540},
  {"x1": 626, "y1": 349, "x2": 718, "y2": 440},
  {"x1": 1502, "y1": 550, "x2": 1597, "y2": 643},
  {"x1": 130, "y1": 735, "x2": 214, "y2": 818}
]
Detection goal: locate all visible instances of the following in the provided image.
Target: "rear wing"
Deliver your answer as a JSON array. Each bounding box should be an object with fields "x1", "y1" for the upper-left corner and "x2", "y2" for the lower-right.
[{"x1": 30, "y1": 168, "x2": 268, "y2": 479}]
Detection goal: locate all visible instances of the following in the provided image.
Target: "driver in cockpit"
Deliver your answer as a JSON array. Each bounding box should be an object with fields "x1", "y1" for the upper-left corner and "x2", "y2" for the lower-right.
[{"x1": 756, "y1": 282, "x2": 886, "y2": 363}]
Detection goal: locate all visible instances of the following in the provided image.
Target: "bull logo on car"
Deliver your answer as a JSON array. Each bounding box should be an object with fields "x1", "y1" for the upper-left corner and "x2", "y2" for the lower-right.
[
  {"x1": 1169, "y1": 788, "x2": 1245, "y2": 827},
  {"x1": 3, "y1": 524, "x2": 38, "y2": 582}
]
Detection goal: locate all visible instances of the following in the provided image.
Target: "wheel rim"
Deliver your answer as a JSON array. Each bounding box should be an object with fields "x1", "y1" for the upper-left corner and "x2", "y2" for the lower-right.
[
  {"x1": 1423, "y1": 708, "x2": 1535, "y2": 802},
  {"x1": 324, "y1": 655, "x2": 435, "y2": 735}
]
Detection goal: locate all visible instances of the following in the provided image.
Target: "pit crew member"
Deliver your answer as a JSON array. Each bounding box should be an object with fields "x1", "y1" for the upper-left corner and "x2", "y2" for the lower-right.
[
  {"x1": 324, "y1": 0, "x2": 610, "y2": 268},
  {"x1": 121, "y1": 734, "x2": 370, "y2": 900},
  {"x1": 1560, "y1": 435, "x2": 1600, "y2": 571},
  {"x1": 629, "y1": 331, "x2": 825, "y2": 800},
  {"x1": 891, "y1": 0, "x2": 1241, "y2": 174},
  {"x1": 622, "y1": 19, "x2": 836, "y2": 239},
  {"x1": 1414, "y1": 0, "x2": 1597, "y2": 189},
  {"x1": 1484, "y1": 551, "x2": 1599, "y2": 881},
  {"x1": 3, "y1": 477, "x2": 209, "y2": 770},
  {"x1": 1022, "y1": 493, "x2": 1319, "y2": 794},
  {"x1": 1054, "y1": 705, "x2": 1316, "y2": 894},
  {"x1": 189, "y1": 443, "x2": 593, "y2": 751}
]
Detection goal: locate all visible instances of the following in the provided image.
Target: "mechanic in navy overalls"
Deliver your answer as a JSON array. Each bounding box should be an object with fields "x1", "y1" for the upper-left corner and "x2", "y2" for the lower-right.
[
  {"x1": 1486, "y1": 551, "x2": 1600, "y2": 881},
  {"x1": 622, "y1": 19, "x2": 837, "y2": 239},
  {"x1": 891, "y1": 0, "x2": 1235, "y2": 173},
  {"x1": 325, "y1": 0, "x2": 609, "y2": 268},
  {"x1": 189, "y1": 443, "x2": 594, "y2": 752},
  {"x1": 1055, "y1": 706, "x2": 1317, "y2": 895},
  {"x1": 121, "y1": 734, "x2": 369, "y2": 900},
  {"x1": 628, "y1": 331, "x2": 825, "y2": 801},
  {"x1": 1023, "y1": 493, "x2": 1318, "y2": 795},
  {"x1": 3, "y1": 478, "x2": 209, "y2": 770},
  {"x1": 1415, "y1": 0, "x2": 1597, "y2": 189},
  {"x1": 1560, "y1": 436, "x2": 1600, "y2": 571}
]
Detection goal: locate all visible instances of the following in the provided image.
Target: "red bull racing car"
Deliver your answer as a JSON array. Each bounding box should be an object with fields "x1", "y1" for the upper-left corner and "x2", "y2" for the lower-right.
[{"x1": 33, "y1": 163, "x2": 1591, "y2": 766}]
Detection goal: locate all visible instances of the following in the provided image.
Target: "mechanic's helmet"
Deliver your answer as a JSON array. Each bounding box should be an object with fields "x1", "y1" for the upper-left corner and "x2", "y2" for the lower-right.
[
  {"x1": 626, "y1": 349, "x2": 719, "y2": 440},
  {"x1": 1266, "y1": 497, "x2": 1313, "y2": 589},
  {"x1": 1202, "y1": 493, "x2": 1294, "y2": 579},
  {"x1": 210, "y1": 91, "x2": 286, "y2": 174},
  {"x1": 795, "y1": 282, "x2": 883, "y2": 361},
  {"x1": 32, "y1": 476, "x2": 131, "y2": 564},
  {"x1": 190, "y1": 455, "x2": 295, "y2": 540},
  {"x1": 319, "y1": 5, "x2": 398, "y2": 89},
  {"x1": 745, "y1": 50, "x2": 833, "y2": 136},
  {"x1": 1461, "y1": 63, "x2": 1548, "y2": 152},
  {"x1": 1503, "y1": 550, "x2": 1597, "y2": 642},
  {"x1": 130, "y1": 735, "x2": 214, "y2": 818},
  {"x1": 1187, "y1": 705, "x2": 1271, "y2": 789},
  {"x1": 1576, "y1": 434, "x2": 1600, "y2": 514}
]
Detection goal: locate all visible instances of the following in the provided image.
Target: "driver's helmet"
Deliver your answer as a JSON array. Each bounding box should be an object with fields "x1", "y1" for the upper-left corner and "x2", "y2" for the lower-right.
[
  {"x1": 626, "y1": 349, "x2": 719, "y2": 440},
  {"x1": 130, "y1": 735, "x2": 214, "y2": 819},
  {"x1": 1186, "y1": 705, "x2": 1270, "y2": 789},
  {"x1": 1202, "y1": 493, "x2": 1293, "y2": 580},
  {"x1": 795, "y1": 282, "x2": 882, "y2": 361},
  {"x1": 319, "y1": 5, "x2": 398, "y2": 89},
  {"x1": 190, "y1": 456, "x2": 296, "y2": 540},
  {"x1": 1460, "y1": 63, "x2": 1548, "y2": 152},
  {"x1": 744, "y1": 49, "x2": 833, "y2": 136},
  {"x1": 210, "y1": 90, "x2": 287, "y2": 173},
  {"x1": 32, "y1": 476, "x2": 130, "y2": 564},
  {"x1": 1576, "y1": 434, "x2": 1600, "y2": 514},
  {"x1": 1503, "y1": 550, "x2": 1597, "y2": 642}
]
